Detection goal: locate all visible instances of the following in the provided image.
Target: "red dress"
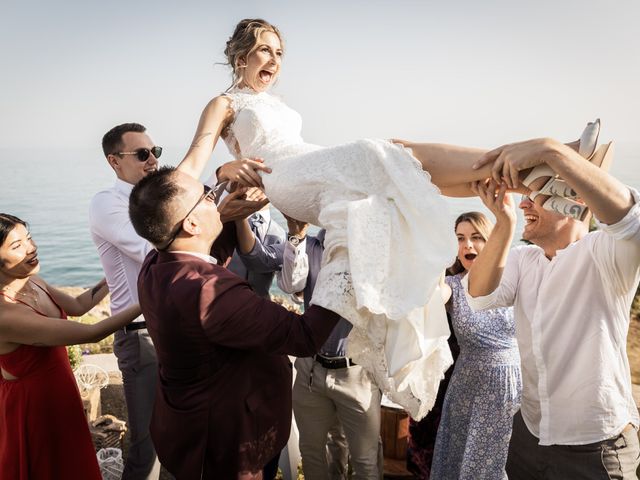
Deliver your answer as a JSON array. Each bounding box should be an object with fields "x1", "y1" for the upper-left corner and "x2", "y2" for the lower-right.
[{"x1": 0, "y1": 287, "x2": 102, "y2": 479}]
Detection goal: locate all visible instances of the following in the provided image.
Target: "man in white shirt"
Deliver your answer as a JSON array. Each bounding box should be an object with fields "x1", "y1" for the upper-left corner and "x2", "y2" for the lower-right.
[
  {"x1": 466, "y1": 138, "x2": 640, "y2": 479},
  {"x1": 90, "y1": 123, "x2": 161, "y2": 479}
]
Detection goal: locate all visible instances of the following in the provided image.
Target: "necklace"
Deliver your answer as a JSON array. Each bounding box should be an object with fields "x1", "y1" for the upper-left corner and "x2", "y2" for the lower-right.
[{"x1": 0, "y1": 281, "x2": 39, "y2": 305}]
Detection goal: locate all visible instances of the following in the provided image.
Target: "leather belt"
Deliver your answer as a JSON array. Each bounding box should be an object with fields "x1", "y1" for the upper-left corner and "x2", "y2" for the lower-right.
[
  {"x1": 313, "y1": 354, "x2": 356, "y2": 369},
  {"x1": 123, "y1": 322, "x2": 147, "y2": 334}
]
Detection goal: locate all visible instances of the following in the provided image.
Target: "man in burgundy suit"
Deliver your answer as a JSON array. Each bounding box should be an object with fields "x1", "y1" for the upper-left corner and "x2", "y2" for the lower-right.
[{"x1": 128, "y1": 166, "x2": 341, "y2": 480}]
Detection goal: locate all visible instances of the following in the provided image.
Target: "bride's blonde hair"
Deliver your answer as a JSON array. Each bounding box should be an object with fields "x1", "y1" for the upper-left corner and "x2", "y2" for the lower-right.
[{"x1": 224, "y1": 19, "x2": 283, "y2": 90}]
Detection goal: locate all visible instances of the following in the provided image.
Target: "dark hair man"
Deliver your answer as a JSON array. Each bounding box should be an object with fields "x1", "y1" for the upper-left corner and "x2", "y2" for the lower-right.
[{"x1": 129, "y1": 166, "x2": 341, "y2": 479}]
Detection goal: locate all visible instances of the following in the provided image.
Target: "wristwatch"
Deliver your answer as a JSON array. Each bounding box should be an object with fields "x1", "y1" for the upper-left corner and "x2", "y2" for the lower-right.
[{"x1": 288, "y1": 234, "x2": 305, "y2": 246}]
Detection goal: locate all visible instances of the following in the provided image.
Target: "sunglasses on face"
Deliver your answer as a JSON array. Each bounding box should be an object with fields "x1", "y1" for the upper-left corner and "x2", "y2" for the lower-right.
[
  {"x1": 115, "y1": 146, "x2": 163, "y2": 162},
  {"x1": 160, "y1": 184, "x2": 224, "y2": 251}
]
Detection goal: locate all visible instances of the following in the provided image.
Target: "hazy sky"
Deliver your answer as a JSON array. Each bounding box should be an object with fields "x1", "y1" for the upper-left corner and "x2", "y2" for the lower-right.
[{"x1": 1, "y1": 0, "x2": 639, "y2": 162}]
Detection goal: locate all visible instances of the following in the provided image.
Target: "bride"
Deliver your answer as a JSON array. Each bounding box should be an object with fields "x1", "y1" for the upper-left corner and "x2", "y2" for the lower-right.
[{"x1": 176, "y1": 18, "x2": 580, "y2": 419}]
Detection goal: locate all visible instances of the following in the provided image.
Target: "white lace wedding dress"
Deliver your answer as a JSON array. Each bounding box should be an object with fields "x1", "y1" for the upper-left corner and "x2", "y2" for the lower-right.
[{"x1": 223, "y1": 88, "x2": 455, "y2": 419}]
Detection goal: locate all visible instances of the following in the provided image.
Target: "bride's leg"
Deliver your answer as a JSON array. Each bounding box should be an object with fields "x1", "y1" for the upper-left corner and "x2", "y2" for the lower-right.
[{"x1": 392, "y1": 140, "x2": 494, "y2": 188}]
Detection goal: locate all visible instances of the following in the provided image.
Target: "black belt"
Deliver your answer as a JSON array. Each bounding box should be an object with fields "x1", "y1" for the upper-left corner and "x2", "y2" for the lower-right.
[
  {"x1": 123, "y1": 322, "x2": 147, "y2": 334},
  {"x1": 313, "y1": 354, "x2": 356, "y2": 369}
]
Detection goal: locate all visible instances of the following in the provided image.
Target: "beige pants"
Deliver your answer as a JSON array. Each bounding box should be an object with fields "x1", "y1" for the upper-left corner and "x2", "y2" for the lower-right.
[{"x1": 292, "y1": 357, "x2": 383, "y2": 480}]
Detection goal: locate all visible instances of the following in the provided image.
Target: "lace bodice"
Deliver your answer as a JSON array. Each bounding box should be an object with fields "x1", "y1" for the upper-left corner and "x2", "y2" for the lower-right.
[{"x1": 222, "y1": 89, "x2": 309, "y2": 160}]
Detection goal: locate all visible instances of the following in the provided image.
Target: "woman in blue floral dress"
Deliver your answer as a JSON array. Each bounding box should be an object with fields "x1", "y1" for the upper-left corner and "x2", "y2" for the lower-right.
[{"x1": 431, "y1": 212, "x2": 521, "y2": 480}]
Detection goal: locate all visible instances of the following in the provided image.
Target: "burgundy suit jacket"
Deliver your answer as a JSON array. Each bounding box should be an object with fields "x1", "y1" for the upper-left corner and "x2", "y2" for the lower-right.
[{"x1": 137, "y1": 225, "x2": 340, "y2": 479}]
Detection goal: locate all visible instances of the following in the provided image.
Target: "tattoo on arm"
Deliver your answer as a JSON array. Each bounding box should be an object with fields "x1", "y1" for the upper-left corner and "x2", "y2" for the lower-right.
[{"x1": 191, "y1": 132, "x2": 212, "y2": 148}]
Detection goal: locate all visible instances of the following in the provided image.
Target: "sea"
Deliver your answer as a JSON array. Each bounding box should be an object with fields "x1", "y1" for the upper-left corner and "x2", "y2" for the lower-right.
[{"x1": 1, "y1": 146, "x2": 639, "y2": 287}]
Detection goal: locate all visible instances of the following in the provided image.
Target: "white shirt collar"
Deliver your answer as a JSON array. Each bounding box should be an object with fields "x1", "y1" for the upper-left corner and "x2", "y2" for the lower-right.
[
  {"x1": 114, "y1": 178, "x2": 135, "y2": 195},
  {"x1": 171, "y1": 250, "x2": 219, "y2": 265}
]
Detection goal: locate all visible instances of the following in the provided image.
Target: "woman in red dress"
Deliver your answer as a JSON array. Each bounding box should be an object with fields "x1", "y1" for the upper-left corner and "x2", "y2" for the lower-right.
[{"x1": 0, "y1": 213, "x2": 140, "y2": 479}]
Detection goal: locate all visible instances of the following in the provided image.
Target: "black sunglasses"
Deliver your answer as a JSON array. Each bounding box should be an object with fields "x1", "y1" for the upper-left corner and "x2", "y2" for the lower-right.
[
  {"x1": 160, "y1": 184, "x2": 224, "y2": 251},
  {"x1": 116, "y1": 146, "x2": 162, "y2": 162}
]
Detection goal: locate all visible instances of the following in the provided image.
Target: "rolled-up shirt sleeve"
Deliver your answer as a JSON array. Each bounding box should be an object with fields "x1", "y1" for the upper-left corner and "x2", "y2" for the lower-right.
[
  {"x1": 592, "y1": 187, "x2": 640, "y2": 295},
  {"x1": 239, "y1": 236, "x2": 284, "y2": 274},
  {"x1": 463, "y1": 247, "x2": 520, "y2": 311},
  {"x1": 277, "y1": 239, "x2": 309, "y2": 294}
]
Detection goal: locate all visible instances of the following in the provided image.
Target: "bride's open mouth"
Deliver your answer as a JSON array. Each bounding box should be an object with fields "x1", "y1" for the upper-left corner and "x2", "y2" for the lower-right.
[
  {"x1": 259, "y1": 70, "x2": 273, "y2": 83},
  {"x1": 464, "y1": 253, "x2": 477, "y2": 261}
]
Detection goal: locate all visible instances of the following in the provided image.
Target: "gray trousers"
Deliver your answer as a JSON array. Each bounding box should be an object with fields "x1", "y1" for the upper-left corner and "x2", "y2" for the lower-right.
[
  {"x1": 292, "y1": 357, "x2": 383, "y2": 480},
  {"x1": 507, "y1": 410, "x2": 640, "y2": 480},
  {"x1": 114, "y1": 329, "x2": 161, "y2": 480}
]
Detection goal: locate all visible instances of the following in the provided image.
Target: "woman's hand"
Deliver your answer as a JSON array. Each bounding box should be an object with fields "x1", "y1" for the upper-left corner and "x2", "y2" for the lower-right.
[
  {"x1": 217, "y1": 158, "x2": 272, "y2": 188},
  {"x1": 472, "y1": 179, "x2": 517, "y2": 226}
]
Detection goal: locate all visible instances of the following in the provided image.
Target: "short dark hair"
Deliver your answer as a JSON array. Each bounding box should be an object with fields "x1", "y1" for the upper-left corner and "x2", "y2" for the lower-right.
[
  {"x1": 0, "y1": 213, "x2": 27, "y2": 248},
  {"x1": 129, "y1": 166, "x2": 183, "y2": 247},
  {"x1": 102, "y1": 123, "x2": 146, "y2": 157}
]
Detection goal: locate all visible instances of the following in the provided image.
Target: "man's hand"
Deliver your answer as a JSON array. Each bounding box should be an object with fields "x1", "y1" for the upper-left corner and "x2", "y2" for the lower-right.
[
  {"x1": 216, "y1": 158, "x2": 272, "y2": 189},
  {"x1": 283, "y1": 214, "x2": 309, "y2": 238},
  {"x1": 217, "y1": 187, "x2": 269, "y2": 223},
  {"x1": 473, "y1": 138, "x2": 570, "y2": 189},
  {"x1": 472, "y1": 179, "x2": 517, "y2": 226}
]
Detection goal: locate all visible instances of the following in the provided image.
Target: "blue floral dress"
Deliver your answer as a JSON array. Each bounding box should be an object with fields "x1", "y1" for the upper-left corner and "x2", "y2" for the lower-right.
[{"x1": 430, "y1": 274, "x2": 521, "y2": 480}]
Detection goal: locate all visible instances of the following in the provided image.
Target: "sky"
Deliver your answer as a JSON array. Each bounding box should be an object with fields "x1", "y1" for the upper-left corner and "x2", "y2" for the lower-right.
[{"x1": 1, "y1": 0, "x2": 639, "y2": 166}]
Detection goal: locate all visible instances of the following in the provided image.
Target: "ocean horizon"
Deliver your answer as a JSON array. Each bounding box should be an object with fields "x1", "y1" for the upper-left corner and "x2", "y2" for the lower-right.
[{"x1": 1, "y1": 145, "x2": 638, "y2": 287}]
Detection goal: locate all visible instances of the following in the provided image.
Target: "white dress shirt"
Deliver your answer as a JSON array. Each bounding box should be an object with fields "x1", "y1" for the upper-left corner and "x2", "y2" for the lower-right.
[
  {"x1": 464, "y1": 188, "x2": 640, "y2": 446},
  {"x1": 89, "y1": 179, "x2": 152, "y2": 320},
  {"x1": 276, "y1": 238, "x2": 309, "y2": 294}
]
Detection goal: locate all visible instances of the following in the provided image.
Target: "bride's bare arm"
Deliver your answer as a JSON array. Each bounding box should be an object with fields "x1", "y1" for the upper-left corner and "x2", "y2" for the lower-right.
[
  {"x1": 176, "y1": 96, "x2": 234, "y2": 179},
  {"x1": 177, "y1": 95, "x2": 272, "y2": 184}
]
